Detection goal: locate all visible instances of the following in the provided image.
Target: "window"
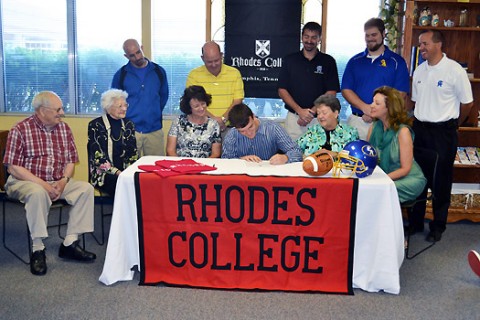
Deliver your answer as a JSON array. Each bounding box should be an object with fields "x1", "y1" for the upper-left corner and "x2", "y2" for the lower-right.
[
  {"x1": 154, "y1": 1, "x2": 306, "y2": 119},
  {"x1": 151, "y1": 1, "x2": 206, "y2": 116},
  {"x1": 0, "y1": 0, "x2": 140, "y2": 114},
  {"x1": 75, "y1": 0, "x2": 141, "y2": 114},
  {"x1": 0, "y1": 0, "x2": 382, "y2": 117},
  {"x1": 151, "y1": 0, "x2": 324, "y2": 119},
  {"x1": 2, "y1": 0, "x2": 68, "y2": 112},
  {"x1": 327, "y1": 0, "x2": 382, "y2": 120}
]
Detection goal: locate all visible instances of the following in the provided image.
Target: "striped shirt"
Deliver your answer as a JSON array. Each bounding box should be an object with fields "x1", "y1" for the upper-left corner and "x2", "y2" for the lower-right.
[
  {"x1": 221, "y1": 119, "x2": 303, "y2": 163},
  {"x1": 186, "y1": 64, "x2": 244, "y2": 117},
  {"x1": 3, "y1": 114, "x2": 79, "y2": 181}
]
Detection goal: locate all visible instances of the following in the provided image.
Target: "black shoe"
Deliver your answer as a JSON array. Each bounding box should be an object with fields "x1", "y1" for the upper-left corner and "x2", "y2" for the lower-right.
[
  {"x1": 426, "y1": 230, "x2": 442, "y2": 243},
  {"x1": 30, "y1": 249, "x2": 47, "y2": 276},
  {"x1": 58, "y1": 240, "x2": 96, "y2": 262}
]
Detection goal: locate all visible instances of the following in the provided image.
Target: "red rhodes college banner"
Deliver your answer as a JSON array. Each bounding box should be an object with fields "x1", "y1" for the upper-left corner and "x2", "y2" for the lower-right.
[{"x1": 135, "y1": 173, "x2": 358, "y2": 294}]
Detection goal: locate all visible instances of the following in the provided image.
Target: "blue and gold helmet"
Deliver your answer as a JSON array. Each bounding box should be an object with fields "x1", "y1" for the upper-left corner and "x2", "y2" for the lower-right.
[{"x1": 332, "y1": 140, "x2": 378, "y2": 178}]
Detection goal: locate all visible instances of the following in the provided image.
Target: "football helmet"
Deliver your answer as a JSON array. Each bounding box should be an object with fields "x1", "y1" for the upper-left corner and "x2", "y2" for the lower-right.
[{"x1": 332, "y1": 140, "x2": 378, "y2": 178}]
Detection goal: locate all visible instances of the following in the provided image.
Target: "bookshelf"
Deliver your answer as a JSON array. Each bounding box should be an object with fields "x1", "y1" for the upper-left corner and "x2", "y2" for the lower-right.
[
  {"x1": 403, "y1": 0, "x2": 480, "y2": 222},
  {"x1": 403, "y1": 0, "x2": 480, "y2": 126}
]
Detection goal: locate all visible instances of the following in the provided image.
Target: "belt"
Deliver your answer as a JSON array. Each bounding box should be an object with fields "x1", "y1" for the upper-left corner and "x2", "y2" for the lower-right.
[
  {"x1": 352, "y1": 111, "x2": 363, "y2": 117},
  {"x1": 414, "y1": 118, "x2": 458, "y2": 129}
]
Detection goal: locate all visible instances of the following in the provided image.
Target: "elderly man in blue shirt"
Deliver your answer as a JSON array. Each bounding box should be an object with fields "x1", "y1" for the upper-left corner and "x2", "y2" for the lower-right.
[{"x1": 222, "y1": 103, "x2": 303, "y2": 164}]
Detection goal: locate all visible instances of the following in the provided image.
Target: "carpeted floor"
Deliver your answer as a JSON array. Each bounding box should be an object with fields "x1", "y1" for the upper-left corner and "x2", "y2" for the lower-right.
[{"x1": 0, "y1": 201, "x2": 479, "y2": 320}]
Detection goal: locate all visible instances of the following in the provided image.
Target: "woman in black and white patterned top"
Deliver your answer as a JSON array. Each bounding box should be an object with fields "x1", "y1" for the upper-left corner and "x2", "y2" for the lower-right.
[{"x1": 166, "y1": 85, "x2": 221, "y2": 158}]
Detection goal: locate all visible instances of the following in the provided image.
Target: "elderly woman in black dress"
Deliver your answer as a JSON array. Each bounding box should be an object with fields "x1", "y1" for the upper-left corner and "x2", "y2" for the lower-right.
[{"x1": 87, "y1": 89, "x2": 138, "y2": 196}]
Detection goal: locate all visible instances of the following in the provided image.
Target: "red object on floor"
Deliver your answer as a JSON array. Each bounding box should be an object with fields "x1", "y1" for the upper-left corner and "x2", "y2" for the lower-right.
[{"x1": 468, "y1": 250, "x2": 480, "y2": 277}]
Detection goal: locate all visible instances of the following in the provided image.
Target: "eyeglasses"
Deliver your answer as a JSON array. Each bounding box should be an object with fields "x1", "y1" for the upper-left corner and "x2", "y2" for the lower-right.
[
  {"x1": 41, "y1": 106, "x2": 64, "y2": 113},
  {"x1": 113, "y1": 103, "x2": 129, "y2": 109}
]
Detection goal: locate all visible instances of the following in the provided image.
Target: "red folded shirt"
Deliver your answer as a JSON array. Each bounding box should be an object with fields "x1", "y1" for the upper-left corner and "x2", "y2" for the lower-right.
[
  {"x1": 137, "y1": 165, "x2": 184, "y2": 178},
  {"x1": 138, "y1": 160, "x2": 217, "y2": 178},
  {"x1": 155, "y1": 159, "x2": 217, "y2": 173}
]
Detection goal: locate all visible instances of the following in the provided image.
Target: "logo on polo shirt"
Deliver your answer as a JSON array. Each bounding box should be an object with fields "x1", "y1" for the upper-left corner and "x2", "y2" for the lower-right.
[
  {"x1": 380, "y1": 59, "x2": 386, "y2": 67},
  {"x1": 255, "y1": 40, "x2": 270, "y2": 59},
  {"x1": 437, "y1": 80, "x2": 443, "y2": 87},
  {"x1": 314, "y1": 66, "x2": 323, "y2": 74}
]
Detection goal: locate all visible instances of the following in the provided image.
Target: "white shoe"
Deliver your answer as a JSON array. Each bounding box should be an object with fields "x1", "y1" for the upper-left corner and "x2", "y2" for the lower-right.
[{"x1": 468, "y1": 250, "x2": 480, "y2": 277}]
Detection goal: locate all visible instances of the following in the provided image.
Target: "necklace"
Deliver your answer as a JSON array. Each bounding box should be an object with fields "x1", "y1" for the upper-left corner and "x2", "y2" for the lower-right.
[
  {"x1": 110, "y1": 127, "x2": 123, "y2": 142},
  {"x1": 107, "y1": 115, "x2": 125, "y2": 142},
  {"x1": 188, "y1": 114, "x2": 207, "y2": 125}
]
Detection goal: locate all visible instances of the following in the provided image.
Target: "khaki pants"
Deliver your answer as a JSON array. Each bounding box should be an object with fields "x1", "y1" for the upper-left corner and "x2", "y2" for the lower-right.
[
  {"x1": 5, "y1": 176, "x2": 94, "y2": 239},
  {"x1": 136, "y1": 129, "x2": 165, "y2": 157},
  {"x1": 285, "y1": 111, "x2": 319, "y2": 141},
  {"x1": 347, "y1": 114, "x2": 371, "y2": 141}
]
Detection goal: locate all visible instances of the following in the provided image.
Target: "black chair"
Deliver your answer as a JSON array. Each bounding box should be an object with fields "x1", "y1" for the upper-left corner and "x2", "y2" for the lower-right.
[
  {"x1": 0, "y1": 132, "x2": 86, "y2": 264},
  {"x1": 401, "y1": 146, "x2": 439, "y2": 260},
  {"x1": 90, "y1": 188, "x2": 113, "y2": 246},
  {"x1": 1, "y1": 164, "x2": 86, "y2": 264},
  {"x1": 86, "y1": 137, "x2": 115, "y2": 246},
  {"x1": 2, "y1": 192, "x2": 71, "y2": 264}
]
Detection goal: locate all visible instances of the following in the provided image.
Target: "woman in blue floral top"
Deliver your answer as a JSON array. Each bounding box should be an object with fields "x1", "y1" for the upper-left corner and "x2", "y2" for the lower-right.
[
  {"x1": 297, "y1": 94, "x2": 359, "y2": 157},
  {"x1": 87, "y1": 89, "x2": 138, "y2": 196},
  {"x1": 167, "y1": 85, "x2": 221, "y2": 158}
]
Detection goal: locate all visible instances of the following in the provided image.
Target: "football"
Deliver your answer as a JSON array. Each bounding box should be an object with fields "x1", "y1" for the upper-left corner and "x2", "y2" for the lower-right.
[{"x1": 302, "y1": 151, "x2": 334, "y2": 176}]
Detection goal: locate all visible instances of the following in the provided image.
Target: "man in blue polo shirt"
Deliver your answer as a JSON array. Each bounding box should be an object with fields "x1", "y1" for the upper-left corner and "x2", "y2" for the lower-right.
[
  {"x1": 341, "y1": 18, "x2": 409, "y2": 140},
  {"x1": 278, "y1": 21, "x2": 340, "y2": 141}
]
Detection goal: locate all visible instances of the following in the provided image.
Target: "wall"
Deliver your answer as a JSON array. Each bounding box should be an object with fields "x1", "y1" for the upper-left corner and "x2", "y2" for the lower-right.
[{"x1": 0, "y1": 114, "x2": 172, "y2": 183}]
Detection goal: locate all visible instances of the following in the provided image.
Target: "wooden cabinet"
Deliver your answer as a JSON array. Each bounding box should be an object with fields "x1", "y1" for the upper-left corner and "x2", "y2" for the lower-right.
[
  {"x1": 450, "y1": 127, "x2": 480, "y2": 222},
  {"x1": 426, "y1": 127, "x2": 480, "y2": 222},
  {"x1": 453, "y1": 127, "x2": 480, "y2": 184},
  {"x1": 403, "y1": 1, "x2": 480, "y2": 222}
]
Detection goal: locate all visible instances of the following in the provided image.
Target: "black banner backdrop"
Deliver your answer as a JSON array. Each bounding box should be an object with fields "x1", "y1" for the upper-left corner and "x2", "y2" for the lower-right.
[{"x1": 224, "y1": 0, "x2": 301, "y2": 98}]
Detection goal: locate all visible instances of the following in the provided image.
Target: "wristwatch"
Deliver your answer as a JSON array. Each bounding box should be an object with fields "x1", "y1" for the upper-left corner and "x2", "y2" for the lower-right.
[{"x1": 62, "y1": 176, "x2": 71, "y2": 183}]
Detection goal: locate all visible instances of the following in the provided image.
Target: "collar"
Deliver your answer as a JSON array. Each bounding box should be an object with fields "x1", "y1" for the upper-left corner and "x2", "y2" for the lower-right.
[
  {"x1": 362, "y1": 45, "x2": 391, "y2": 58},
  {"x1": 255, "y1": 118, "x2": 268, "y2": 137},
  {"x1": 127, "y1": 58, "x2": 153, "y2": 71},
  {"x1": 102, "y1": 114, "x2": 125, "y2": 130},
  {"x1": 427, "y1": 53, "x2": 446, "y2": 68},
  {"x1": 300, "y1": 49, "x2": 321, "y2": 61},
  {"x1": 203, "y1": 63, "x2": 226, "y2": 78},
  {"x1": 32, "y1": 114, "x2": 58, "y2": 132}
]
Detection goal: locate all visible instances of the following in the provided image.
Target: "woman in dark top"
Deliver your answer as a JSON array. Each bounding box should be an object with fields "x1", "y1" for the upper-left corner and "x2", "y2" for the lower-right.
[{"x1": 87, "y1": 89, "x2": 138, "y2": 196}]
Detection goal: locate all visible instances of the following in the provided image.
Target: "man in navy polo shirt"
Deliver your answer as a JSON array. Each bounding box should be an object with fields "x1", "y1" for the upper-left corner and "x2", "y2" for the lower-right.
[
  {"x1": 341, "y1": 18, "x2": 410, "y2": 140},
  {"x1": 278, "y1": 21, "x2": 340, "y2": 141}
]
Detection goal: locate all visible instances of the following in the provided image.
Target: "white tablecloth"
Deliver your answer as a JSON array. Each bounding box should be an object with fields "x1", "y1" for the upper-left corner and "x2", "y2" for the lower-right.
[{"x1": 99, "y1": 156, "x2": 404, "y2": 294}]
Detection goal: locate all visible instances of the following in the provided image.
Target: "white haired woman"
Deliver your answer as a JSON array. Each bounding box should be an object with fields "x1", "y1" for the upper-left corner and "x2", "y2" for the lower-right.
[{"x1": 87, "y1": 89, "x2": 138, "y2": 196}]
